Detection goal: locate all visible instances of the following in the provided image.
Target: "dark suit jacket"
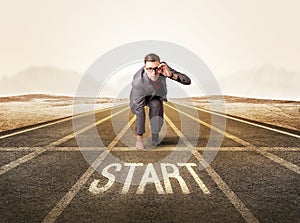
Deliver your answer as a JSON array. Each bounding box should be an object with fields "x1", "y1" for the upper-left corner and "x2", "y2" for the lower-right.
[{"x1": 130, "y1": 63, "x2": 191, "y2": 114}]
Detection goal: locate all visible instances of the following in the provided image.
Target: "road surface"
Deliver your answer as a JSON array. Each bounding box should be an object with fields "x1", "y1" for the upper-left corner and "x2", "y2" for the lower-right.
[{"x1": 0, "y1": 102, "x2": 299, "y2": 223}]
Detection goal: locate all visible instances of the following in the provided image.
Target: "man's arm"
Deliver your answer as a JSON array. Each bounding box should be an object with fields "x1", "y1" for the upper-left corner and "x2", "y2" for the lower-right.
[
  {"x1": 158, "y1": 62, "x2": 191, "y2": 85},
  {"x1": 129, "y1": 72, "x2": 146, "y2": 114},
  {"x1": 168, "y1": 66, "x2": 191, "y2": 85}
]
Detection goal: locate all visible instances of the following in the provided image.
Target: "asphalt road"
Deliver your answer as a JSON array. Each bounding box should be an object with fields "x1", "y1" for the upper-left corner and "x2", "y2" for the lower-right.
[{"x1": 0, "y1": 102, "x2": 299, "y2": 223}]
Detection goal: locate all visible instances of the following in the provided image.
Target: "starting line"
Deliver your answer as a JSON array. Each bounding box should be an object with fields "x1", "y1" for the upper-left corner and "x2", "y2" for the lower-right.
[{"x1": 1, "y1": 147, "x2": 300, "y2": 152}]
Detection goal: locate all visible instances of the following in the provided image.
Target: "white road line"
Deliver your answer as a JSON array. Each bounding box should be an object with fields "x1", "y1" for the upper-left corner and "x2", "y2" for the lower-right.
[
  {"x1": 0, "y1": 147, "x2": 38, "y2": 151},
  {"x1": 0, "y1": 107, "x2": 129, "y2": 176},
  {"x1": 259, "y1": 147, "x2": 300, "y2": 152},
  {"x1": 1, "y1": 147, "x2": 300, "y2": 152},
  {"x1": 42, "y1": 116, "x2": 136, "y2": 223},
  {"x1": 175, "y1": 102, "x2": 300, "y2": 139},
  {"x1": 177, "y1": 163, "x2": 211, "y2": 194},
  {"x1": 164, "y1": 115, "x2": 211, "y2": 194},
  {"x1": 164, "y1": 114, "x2": 260, "y2": 223},
  {"x1": 193, "y1": 150, "x2": 260, "y2": 223},
  {"x1": 0, "y1": 147, "x2": 49, "y2": 175},
  {"x1": 256, "y1": 150, "x2": 300, "y2": 174},
  {"x1": 165, "y1": 103, "x2": 249, "y2": 146},
  {"x1": 166, "y1": 103, "x2": 300, "y2": 175},
  {"x1": 0, "y1": 104, "x2": 125, "y2": 140},
  {"x1": 0, "y1": 118, "x2": 74, "y2": 140},
  {"x1": 48, "y1": 106, "x2": 128, "y2": 147}
]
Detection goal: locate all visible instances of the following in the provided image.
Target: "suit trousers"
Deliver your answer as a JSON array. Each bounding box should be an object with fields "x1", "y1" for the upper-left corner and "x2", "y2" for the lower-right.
[{"x1": 134, "y1": 97, "x2": 164, "y2": 135}]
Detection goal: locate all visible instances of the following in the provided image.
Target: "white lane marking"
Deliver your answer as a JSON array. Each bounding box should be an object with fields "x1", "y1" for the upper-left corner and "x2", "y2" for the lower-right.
[
  {"x1": 0, "y1": 107, "x2": 129, "y2": 176},
  {"x1": 42, "y1": 115, "x2": 136, "y2": 223},
  {"x1": 161, "y1": 163, "x2": 190, "y2": 194},
  {"x1": 164, "y1": 114, "x2": 260, "y2": 223},
  {"x1": 0, "y1": 104, "x2": 122, "y2": 140},
  {"x1": 48, "y1": 106, "x2": 129, "y2": 147},
  {"x1": 166, "y1": 103, "x2": 300, "y2": 175},
  {"x1": 0, "y1": 147, "x2": 39, "y2": 151},
  {"x1": 1, "y1": 147, "x2": 300, "y2": 152},
  {"x1": 256, "y1": 150, "x2": 300, "y2": 174},
  {"x1": 0, "y1": 118, "x2": 74, "y2": 140},
  {"x1": 176, "y1": 102, "x2": 300, "y2": 139},
  {"x1": 112, "y1": 147, "x2": 300, "y2": 152},
  {"x1": 258, "y1": 147, "x2": 300, "y2": 152},
  {"x1": 0, "y1": 147, "x2": 49, "y2": 175},
  {"x1": 165, "y1": 103, "x2": 249, "y2": 146},
  {"x1": 193, "y1": 150, "x2": 260, "y2": 223},
  {"x1": 177, "y1": 163, "x2": 210, "y2": 195}
]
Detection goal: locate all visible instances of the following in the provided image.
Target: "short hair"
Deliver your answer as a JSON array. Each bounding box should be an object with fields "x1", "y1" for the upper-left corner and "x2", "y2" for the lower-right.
[{"x1": 144, "y1": 53, "x2": 160, "y2": 64}]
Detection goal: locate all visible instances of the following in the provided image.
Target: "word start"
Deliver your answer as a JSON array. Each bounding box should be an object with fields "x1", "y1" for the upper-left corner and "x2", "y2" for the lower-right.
[{"x1": 89, "y1": 163, "x2": 210, "y2": 195}]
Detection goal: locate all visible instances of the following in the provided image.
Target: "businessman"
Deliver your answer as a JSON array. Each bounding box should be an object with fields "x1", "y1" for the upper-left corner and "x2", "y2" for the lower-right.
[{"x1": 130, "y1": 53, "x2": 191, "y2": 149}]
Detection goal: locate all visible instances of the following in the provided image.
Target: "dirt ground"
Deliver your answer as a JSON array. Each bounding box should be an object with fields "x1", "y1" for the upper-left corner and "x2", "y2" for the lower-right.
[
  {"x1": 0, "y1": 94, "x2": 299, "y2": 133},
  {"x1": 0, "y1": 94, "x2": 117, "y2": 132},
  {"x1": 188, "y1": 96, "x2": 299, "y2": 131}
]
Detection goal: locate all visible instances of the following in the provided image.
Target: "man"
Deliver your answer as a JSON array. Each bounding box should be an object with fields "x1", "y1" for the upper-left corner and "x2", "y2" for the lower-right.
[{"x1": 130, "y1": 53, "x2": 191, "y2": 149}]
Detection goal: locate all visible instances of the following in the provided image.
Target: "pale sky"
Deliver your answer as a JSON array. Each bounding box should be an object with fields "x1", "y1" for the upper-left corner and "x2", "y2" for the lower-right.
[
  {"x1": 1, "y1": 0, "x2": 300, "y2": 101},
  {"x1": 1, "y1": 0, "x2": 299, "y2": 79}
]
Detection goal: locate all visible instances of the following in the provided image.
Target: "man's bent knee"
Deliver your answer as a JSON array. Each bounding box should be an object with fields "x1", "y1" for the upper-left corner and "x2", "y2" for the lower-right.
[{"x1": 148, "y1": 99, "x2": 163, "y2": 110}]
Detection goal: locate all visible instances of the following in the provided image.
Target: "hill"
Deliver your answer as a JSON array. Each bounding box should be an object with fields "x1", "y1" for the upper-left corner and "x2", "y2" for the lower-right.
[
  {"x1": 217, "y1": 65, "x2": 300, "y2": 101},
  {"x1": 0, "y1": 66, "x2": 82, "y2": 96}
]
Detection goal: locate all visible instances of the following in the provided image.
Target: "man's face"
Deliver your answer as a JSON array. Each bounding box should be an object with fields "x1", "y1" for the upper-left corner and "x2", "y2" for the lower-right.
[{"x1": 144, "y1": 61, "x2": 161, "y2": 81}]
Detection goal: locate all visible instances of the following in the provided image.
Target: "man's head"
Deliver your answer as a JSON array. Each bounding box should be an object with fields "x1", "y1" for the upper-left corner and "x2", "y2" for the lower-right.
[{"x1": 144, "y1": 53, "x2": 161, "y2": 81}]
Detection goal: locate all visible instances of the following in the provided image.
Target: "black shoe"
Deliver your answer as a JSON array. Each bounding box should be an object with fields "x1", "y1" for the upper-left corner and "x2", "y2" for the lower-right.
[{"x1": 151, "y1": 134, "x2": 160, "y2": 146}]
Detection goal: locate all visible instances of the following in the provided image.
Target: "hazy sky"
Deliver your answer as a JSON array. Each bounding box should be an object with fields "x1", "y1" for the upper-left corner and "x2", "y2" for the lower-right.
[{"x1": 1, "y1": 0, "x2": 299, "y2": 80}]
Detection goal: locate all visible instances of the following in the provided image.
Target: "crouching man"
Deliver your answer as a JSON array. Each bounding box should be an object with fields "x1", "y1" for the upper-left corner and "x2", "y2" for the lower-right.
[{"x1": 130, "y1": 53, "x2": 191, "y2": 149}]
